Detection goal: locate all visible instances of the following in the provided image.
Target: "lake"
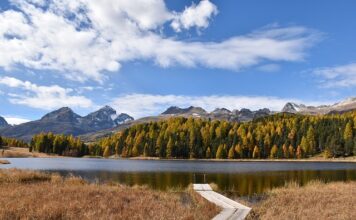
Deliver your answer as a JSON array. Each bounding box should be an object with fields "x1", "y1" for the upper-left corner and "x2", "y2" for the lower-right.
[{"x1": 2, "y1": 158, "x2": 356, "y2": 196}]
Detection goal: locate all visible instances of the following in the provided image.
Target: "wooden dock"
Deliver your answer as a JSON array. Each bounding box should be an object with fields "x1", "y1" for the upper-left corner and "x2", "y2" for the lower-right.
[{"x1": 193, "y1": 184, "x2": 251, "y2": 220}]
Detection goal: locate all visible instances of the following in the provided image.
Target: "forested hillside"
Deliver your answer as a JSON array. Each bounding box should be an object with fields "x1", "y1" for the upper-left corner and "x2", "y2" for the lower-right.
[
  {"x1": 94, "y1": 112, "x2": 356, "y2": 159},
  {"x1": 28, "y1": 112, "x2": 356, "y2": 159}
]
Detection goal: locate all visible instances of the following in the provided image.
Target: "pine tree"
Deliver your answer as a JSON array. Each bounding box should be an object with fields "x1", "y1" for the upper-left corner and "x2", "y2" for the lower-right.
[
  {"x1": 282, "y1": 144, "x2": 288, "y2": 158},
  {"x1": 344, "y1": 121, "x2": 353, "y2": 156},
  {"x1": 216, "y1": 144, "x2": 226, "y2": 159},
  {"x1": 296, "y1": 145, "x2": 303, "y2": 159},
  {"x1": 166, "y1": 137, "x2": 174, "y2": 158},
  {"x1": 235, "y1": 144, "x2": 243, "y2": 158},
  {"x1": 300, "y1": 136, "x2": 309, "y2": 155},
  {"x1": 270, "y1": 145, "x2": 278, "y2": 158},
  {"x1": 103, "y1": 146, "x2": 111, "y2": 158},
  {"x1": 306, "y1": 126, "x2": 316, "y2": 154},
  {"x1": 206, "y1": 147, "x2": 211, "y2": 158},
  {"x1": 288, "y1": 144, "x2": 295, "y2": 158},
  {"x1": 228, "y1": 146, "x2": 235, "y2": 159},
  {"x1": 252, "y1": 145, "x2": 260, "y2": 159}
]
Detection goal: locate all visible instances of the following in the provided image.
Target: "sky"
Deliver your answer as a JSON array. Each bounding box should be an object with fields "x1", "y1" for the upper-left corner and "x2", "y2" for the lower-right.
[{"x1": 0, "y1": 0, "x2": 356, "y2": 124}]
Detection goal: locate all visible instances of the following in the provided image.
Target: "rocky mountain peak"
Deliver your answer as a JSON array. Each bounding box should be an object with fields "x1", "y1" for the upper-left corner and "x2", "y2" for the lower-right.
[
  {"x1": 40, "y1": 107, "x2": 80, "y2": 122},
  {"x1": 161, "y1": 106, "x2": 207, "y2": 115},
  {"x1": 114, "y1": 113, "x2": 134, "y2": 125},
  {"x1": 282, "y1": 102, "x2": 299, "y2": 113},
  {"x1": 83, "y1": 106, "x2": 134, "y2": 128},
  {"x1": 0, "y1": 116, "x2": 9, "y2": 128},
  {"x1": 211, "y1": 108, "x2": 231, "y2": 114}
]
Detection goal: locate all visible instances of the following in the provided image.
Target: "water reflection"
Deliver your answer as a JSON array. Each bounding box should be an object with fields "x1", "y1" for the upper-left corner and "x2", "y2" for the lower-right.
[
  {"x1": 2, "y1": 158, "x2": 355, "y2": 196},
  {"x1": 56, "y1": 169, "x2": 356, "y2": 196}
]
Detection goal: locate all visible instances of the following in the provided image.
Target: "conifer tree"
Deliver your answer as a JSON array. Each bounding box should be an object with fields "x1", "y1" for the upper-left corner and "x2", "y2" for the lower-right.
[
  {"x1": 282, "y1": 144, "x2": 288, "y2": 158},
  {"x1": 306, "y1": 126, "x2": 316, "y2": 154},
  {"x1": 296, "y1": 145, "x2": 303, "y2": 159},
  {"x1": 235, "y1": 144, "x2": 243, "y2": 158},
  {"x1": 252, "y1": 145, "x2": 260, "y2": 159},
  {"x1": 270, "y1": 145, "x2": 278, "y2": 158},
  {"x1": 166, "y1": 137, "x2": 174, "y2": 158},
  {"x1": 228, "y1": 146, "x2": 235, "y2": 159},
  {"x1": 288, "y1": 144, "x2": 295, "y2": 158},
  {"x1": 206, "y1": 147, "x2": 211, "y2": 158},
  {"x1": 103, "y1": 146, "x2": 111, "y2": 158},
  {"x1": 216, "y1": 144, "x2": 226, "y2": 159},
  {"x1": 344, "y1": 121, "x2": 353, "y2": 155}
]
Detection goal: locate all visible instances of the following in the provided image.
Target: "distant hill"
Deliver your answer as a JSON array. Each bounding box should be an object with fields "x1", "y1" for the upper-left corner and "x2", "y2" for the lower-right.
[{"x1": 0, "y1": 106, "x2": 133, "y2": 141}]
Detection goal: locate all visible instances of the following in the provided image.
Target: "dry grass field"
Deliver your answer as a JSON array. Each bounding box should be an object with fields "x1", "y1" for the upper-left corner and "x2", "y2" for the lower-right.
[
  {"x1": 0, "y1": 159, "x2": 10, "y2": 164},
  {"x1": 0, "y1": 169, "x2": 220, "y2": 220},
  {"x1": 246, "y1": 181, "x2": 356, "y2": 220},
  {"x1": 0, "y1": 147, "x2": 58, "y2": 158}
]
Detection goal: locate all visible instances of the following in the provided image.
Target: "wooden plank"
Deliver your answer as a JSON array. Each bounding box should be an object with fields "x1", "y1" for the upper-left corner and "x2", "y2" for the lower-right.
[
  {"x1": 193, "y1": 184, "x2": 251, "y2": 220},
  {"x1": 193, "y1": 184, "x2": 212, "y2": 191}
]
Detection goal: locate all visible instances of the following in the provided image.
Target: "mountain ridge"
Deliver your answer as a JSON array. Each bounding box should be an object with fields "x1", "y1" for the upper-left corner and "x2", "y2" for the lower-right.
[
  {"x1": 0, "y1": 106, "x2": 134, "y2": 141},
  {"x1": 281, "y1": 97, "x2": 356, "y2": 115},
  {"x1": 1, "y1": 97, "x2": 356, "y2": 142}
]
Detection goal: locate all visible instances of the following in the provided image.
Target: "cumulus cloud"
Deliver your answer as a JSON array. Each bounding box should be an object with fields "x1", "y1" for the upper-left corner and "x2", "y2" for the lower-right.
[
  {"x1": 171, "y1": 0, "x2": 218, "y2": 32},
  {"x1": 110, "y1": 93, "x2": 328, "y2": 118},
  {"x1": 0, "y1": 0, "x2": 320, "y2": 82},
  {"x1": 0, "y1": 76, "x2": 93, "y2": 110},
  {"x1": 312, "y1": 63, "x2": 356, "y2": 88}
]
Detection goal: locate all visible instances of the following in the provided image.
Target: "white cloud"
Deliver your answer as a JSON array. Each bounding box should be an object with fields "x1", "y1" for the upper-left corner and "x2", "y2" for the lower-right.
[
  {"x1": 0, "y1": 76, "x2": 93, "y2": 110},
  {"x1": 171, "y1": 0, "x2": 218, "y2": 32},
  {"x1": 312, "y1": 63, "x2": 356, "y2": 88},
  {"x1": 4, "y1": 116, "x2": 30, "y2": 125},
  {"x1": 257, "y1": 64, "x2": 281, "y2": 72},
  {"x1": 0, "y1": 0, "x2": 320, "y2": 82},
  {"x1": 110, "y1": 93, "x2": 328, "y2": 118}
]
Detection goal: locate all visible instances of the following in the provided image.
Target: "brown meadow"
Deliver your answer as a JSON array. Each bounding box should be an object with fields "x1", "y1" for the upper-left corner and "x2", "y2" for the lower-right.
[
  {"x1": 0, "y1": 169, "x2": 220, "y2": 220},
  {"x1": 246, "y1": 180, "x2": 356, "y2": 220}
]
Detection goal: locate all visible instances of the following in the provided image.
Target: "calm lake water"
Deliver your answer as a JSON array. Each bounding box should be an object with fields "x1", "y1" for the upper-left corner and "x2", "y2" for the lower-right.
[{"x1": 2, "y1": 158, "x2": 356, "y2": 196}]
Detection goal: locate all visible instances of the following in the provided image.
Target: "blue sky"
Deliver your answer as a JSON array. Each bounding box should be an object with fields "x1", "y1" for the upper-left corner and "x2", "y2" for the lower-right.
[{"x1": 0, "y1": 0, "x2": 355, "y2": 124}]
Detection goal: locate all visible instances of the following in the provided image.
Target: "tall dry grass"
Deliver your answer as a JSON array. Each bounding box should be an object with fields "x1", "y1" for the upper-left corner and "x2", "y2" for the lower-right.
[
  {"x1": 0, "y1": 159, "x2": 10, "y2": 164},
  {"x1": 0, "y1": 169, "x2": 220, "y2": 220},
  {"x1": 247, "y1": 180, "x2": 356, "y2": 220}
]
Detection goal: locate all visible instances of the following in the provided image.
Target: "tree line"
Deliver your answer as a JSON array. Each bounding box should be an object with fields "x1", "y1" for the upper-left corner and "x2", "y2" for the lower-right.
[
  {"x1": 95, "y1": 112, "x2": 356, "y2": 159},
  {"x1": 0, "y1": 136, "x2": 28, "y2": 148},
  {"x1": 30, "y1": 133, "x2": 88, "y2": 157},
  {"x1": 8, "y1": 111, "x2": 356, "y2": 159}
]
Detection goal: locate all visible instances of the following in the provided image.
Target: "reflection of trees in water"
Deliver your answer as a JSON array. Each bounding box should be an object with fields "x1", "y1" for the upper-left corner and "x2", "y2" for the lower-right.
[{"x1": 60, "y1": 170, "x2": 356, "y2": 196}]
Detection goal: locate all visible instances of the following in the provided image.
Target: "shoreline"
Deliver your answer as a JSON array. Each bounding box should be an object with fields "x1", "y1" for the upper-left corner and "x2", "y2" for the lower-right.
[
  {"x1": 0, "y1": 159, "x2": 10, "y2": 164},
  {"x1": 1, "y1": 147, "x2": 355, "y2": 163},
  {"x1": 127, "y1": 157, "x2": 356, "y2": 163}
]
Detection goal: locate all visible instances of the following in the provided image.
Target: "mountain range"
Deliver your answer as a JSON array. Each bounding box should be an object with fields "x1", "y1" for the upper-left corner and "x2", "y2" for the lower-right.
[
  {"x1": 1, "y1": 97, "x2": 355, "y2": 142},
  {"x1": 0, "y1": 106, "x2": 133, "y2": 141},
  {"x1": 282, "y1": 97, "x2": 356, "y2": 115}
]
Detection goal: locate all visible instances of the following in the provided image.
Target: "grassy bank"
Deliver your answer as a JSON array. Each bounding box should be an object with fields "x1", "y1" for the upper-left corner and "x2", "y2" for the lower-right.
[
  {"x1": 0, "y1": 169, "x2": 219, "y2": 220},
  {"x1": 246, "y1": 181, "x2": 356, "y2": 220},
  {"x1": 0, "y1": 159, "x2": 10, "y2": 164},
  {"x1": 0, "y1": 147, "x2": 58, "y2": 158}
]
